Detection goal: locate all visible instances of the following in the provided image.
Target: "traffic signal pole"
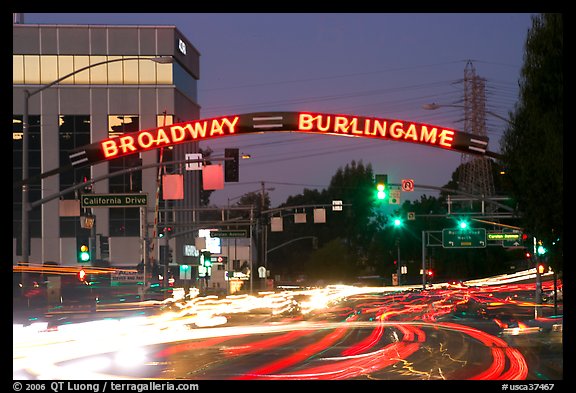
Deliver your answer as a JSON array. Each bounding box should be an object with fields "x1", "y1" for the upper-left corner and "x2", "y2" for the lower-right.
[{"x1": 422, "y1": 231, "x2": 426, "y2": 290}]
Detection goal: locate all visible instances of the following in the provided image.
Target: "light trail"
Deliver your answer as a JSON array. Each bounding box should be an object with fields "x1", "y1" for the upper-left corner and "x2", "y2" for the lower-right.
[{"x1": 13, "y1": 271, "x2": 560, "y2": 380}]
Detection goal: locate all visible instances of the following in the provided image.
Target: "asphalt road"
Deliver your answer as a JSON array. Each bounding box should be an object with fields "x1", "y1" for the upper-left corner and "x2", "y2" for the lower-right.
[{"x1": 13, "y1": 280, "x2": 563, "y2": 382}]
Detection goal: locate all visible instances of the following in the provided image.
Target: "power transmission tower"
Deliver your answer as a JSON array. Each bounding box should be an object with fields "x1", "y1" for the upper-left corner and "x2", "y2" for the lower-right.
[{"x1": 459, "y1": 60, "x2": 495, "y2": 208}]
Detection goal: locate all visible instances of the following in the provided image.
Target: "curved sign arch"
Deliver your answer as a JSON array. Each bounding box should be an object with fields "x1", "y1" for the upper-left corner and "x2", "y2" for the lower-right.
[{"x1": 69, "y1": 111, "x2": 491, "y2": 168}]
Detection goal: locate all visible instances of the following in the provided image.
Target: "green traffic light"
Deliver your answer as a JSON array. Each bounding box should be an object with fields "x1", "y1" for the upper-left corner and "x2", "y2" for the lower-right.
[
  {"x1": 457, "y1": 219, "x2": 469, "y2": 229},
  {"x1": 374, "y1": 174, "x2": 388, "y2": 201},
  {"x1": 79, "y1": 244, "x2": 90, "y2": 262},
  {"x1": 393, "y1": 218, "x2": 402, "y2": 226}
]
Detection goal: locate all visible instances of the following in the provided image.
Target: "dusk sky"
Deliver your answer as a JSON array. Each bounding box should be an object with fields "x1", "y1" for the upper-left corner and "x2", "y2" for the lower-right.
[{"x1": 23, "y1": 13, "x2": 535, "y2": 207}]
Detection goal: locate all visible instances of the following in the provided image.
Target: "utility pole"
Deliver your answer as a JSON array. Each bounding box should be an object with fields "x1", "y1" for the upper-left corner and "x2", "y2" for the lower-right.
[
  {"x1": 261, "y1": 181, "x2": 267, "y2": 270},
  {"x1": 396, "y1": 238, "x2": 401, "y2": 286}
]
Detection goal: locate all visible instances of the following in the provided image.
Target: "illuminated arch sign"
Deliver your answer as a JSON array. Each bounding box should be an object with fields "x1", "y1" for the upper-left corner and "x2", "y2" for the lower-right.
[{"x1": 69, "y1": 112, "x2": 490, "y2": 167}]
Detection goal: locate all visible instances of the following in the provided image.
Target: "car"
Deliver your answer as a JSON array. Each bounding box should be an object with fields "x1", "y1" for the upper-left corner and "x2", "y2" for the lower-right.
[{"x1": 445, "y1": 279, "x2": 467, "y2": 289}]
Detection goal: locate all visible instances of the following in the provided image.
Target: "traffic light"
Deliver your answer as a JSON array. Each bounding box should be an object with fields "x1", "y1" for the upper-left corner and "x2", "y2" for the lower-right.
[
  {"x1": 537, "y1": 262, "x2": 546, "y2": 275},
  {"x1": 426, "y1": 269, "x2": 434, "y2": 283},
  {"x1": 78, "y1": 242, "x2": 91, "y2": 263},
  {"x1": 374, "y1": 174, "x2": 388, "y2": 201},
  {"x1": 201, "y1": 250, "x2": 212, "y2": 267},
  {"x1": 82, "y1": 176, "x2": 93, "y2": 193},
  {"x1": 224, "y1": 148, "x2": 239, "y2": 182},
  {"x1": 77, "y1": 268, "x2": 87, "y2": 282},
  {"x1": 521, "y1": 233, "x2": 533, "y2": 252},
  {"x1": 536, "y1": 240, "x2": 547, "y2": 256},
  {"x1": 393, "y1": 217, "x2": 403, "y2": 227},
  {"x1": 159, "y1": 226, "x2": 173, "y2": 238},
  {"x1": 457, "y1": 218, "x2": 469, "y2": 230}
]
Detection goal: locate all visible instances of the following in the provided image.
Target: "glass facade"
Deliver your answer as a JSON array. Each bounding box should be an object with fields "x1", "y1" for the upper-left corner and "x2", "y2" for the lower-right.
[
  {"x1": 13, "y1": 55, "x2": 174, "y2": 86},
  {"x1": 13, "y1": 115, "x2": 42, "y2": 250},
  {"x1": 108, "y1": 115, "x2": 142, "y2": 237},
  {"x1": 59, "y1": 115, "x2": 91, "y2": 238}
]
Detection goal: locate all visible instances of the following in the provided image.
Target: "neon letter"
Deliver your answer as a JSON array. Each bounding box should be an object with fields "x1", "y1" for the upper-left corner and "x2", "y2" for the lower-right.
[
  {"x1": 439, "y1": 129, "x2": 454, "y2": 148},
  {"x1": 181, "y1": 121, "x2": 208, "y2": 139},
  {"x1": 404, "y1": 124, "x2": 418, "y2": 141},
  {"x1": 334, "y1": 116, "x2": 348, "y2": 133},
  {"x1": 222, "y1": 116, "x2": 239, "y2": 134},
  {"x1": 119, "y1": 136, "x2": 137, "y2": 154},
  {"x1": 420, "y1": 125, "x2": 437, "y2": 144},
  {"x1": 372, "y1": 120, "x2": 387, "y2": 137},
  {"x1": 350, "y1": 118, "x2": 364, "y2": 135},
  {"x1": 317, "y1": 115, "x2": 331, "y2": 132},
  {"x1": 210, "y1": 119, "x2": 225, "y2": 136},
  {"x1": 170, "y1": 125, "x2": 186, "y2": 143},
  {"x1": 389, "y1": 122, "x2": 404, "y2": 139},
  {"x1": 102, "y1": 140, "x2": 118, "y2": 158},
  {"x1": 155, "y1": 128, "x2": 171, "y2": 146},
  {"x1": 299, "y1": 114, "x2": 314, "y2": 130},
  {"x1": 138, "y1": 132, "x2": 155, "y2": 149}
]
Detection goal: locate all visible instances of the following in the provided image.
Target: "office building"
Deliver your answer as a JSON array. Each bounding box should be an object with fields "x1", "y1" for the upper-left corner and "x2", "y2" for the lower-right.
[{"x1": 13, "y1": 20, "x2": 201, "y2": 269}]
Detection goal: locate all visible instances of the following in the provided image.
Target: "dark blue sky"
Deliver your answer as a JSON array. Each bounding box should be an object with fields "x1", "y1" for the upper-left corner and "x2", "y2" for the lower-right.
[{"x1": 23, "y1": 13, "x2": 535, "y2": 207}]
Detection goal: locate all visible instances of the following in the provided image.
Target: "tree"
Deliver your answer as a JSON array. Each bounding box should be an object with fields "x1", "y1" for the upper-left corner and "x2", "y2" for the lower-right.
[
  {"x1": 304, "y1": 238, "x2": 356, "y2": 282},
  {"x1": 500, "y1": 13, "x2": 563, "y2": 271},
  {"x1": 237, "y1": 191, "x2": 271, "y2": 214},
  {"x1": 268, "y1": 160, "x2": 383, "y2": 281}
]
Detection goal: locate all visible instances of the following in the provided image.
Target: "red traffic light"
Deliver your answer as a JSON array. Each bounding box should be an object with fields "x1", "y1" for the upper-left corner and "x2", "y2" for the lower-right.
[{"x1": 537, "y1": 263, "x2": 546, "y2": 274}]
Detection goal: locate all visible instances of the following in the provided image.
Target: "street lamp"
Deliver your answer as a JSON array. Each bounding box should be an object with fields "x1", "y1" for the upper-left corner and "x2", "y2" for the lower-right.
[
  {"x1": 20, "y1": 56, "x2": 173, "y2": 265},
  {"x1": 422, "y1": 102, "x2": 514, "y2": 126}
]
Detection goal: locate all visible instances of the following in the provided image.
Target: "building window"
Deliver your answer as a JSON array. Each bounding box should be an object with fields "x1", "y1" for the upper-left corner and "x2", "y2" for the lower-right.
[
  {"x1": 12, "y1": 55, "x2": 174, "y2": 86},
  {"x1": 173, "y1": 62, "x2": 198, "y2": 101},
  {"x1": 108, "y1": 115, "x2": 142, "y2": 237},
  {"x1": 13, "y1": 115, "x2": 42, "y2": 245},
  {"x1": 59, "y1": 115, "x2": 91, "y2": 237},
  {"x1": 109, "y1": 115, "x2": 140, "y2": 137}
]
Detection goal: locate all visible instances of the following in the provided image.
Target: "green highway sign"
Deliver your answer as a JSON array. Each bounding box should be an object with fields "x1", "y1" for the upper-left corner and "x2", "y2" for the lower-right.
[
  {"x1": 210, "y1": 229, "x2": 248, "y2": 238},
  {"x1": 503, "y1": 229, "x2": 523, "y2": 248},
  {"x1": 442, "y1": 228, "x2": 486, "y2": 248},
  {"x1": 81, "y1": 193, "x2": 148, "y2": 208},
  {"x1": 487, "y1": 230, "x2": 523, "y2": 247},
  {"x1": 487, "y1": 232, "x2": 521, "y2": 241}
]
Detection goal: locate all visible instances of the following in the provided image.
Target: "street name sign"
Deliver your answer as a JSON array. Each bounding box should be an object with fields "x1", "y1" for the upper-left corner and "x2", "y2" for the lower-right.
[
  {"x1": 442, "y1": 228, "x2": 486, "y2": 248},
  {"x1": 487, "y1": 229, "x2": 523, "y2": 247},
  {"x1": 210, "y1": 230, "x2": 248, "y2": 238},
  {"x1": 487, "y1": 232, "x2": 521, "y2": 241},
  {"x1": 81, "y1": 193, "x2": 148, "y2": 208}
]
